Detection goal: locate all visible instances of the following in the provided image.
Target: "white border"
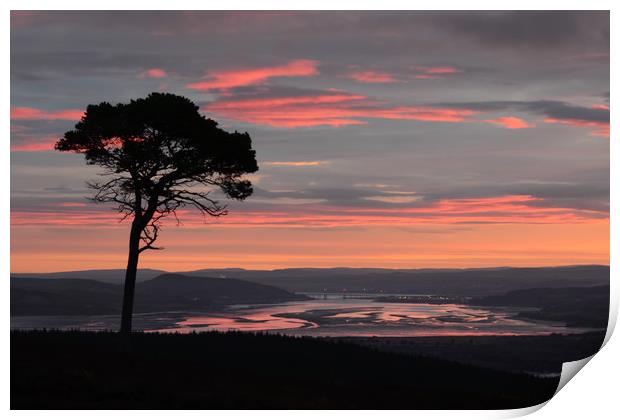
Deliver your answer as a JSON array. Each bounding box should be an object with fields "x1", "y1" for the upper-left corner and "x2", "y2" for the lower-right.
[{"x1": 4, "y1": 2, "x2": 617, "y2": 418}]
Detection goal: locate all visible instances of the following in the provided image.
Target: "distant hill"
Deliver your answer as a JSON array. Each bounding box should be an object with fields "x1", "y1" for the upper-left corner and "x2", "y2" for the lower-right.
[
  {"x1": 11, "y1": 269, "x2": 166, "y2": 284},
  {"x1": 12, "y1": 265, "x2": 609, "y2": 296},
  {"x1": 10, "y1": 278, "x2": 122, "y2": 316},
  {"x1": 11, "y1": 274, "x2": 307, "y2": 316},
  {"x1": 135, "y1": 273, "x2": 308, "y2": 311},
  {"x1": 182, "y1": 265, "x2": 609, "y2": 296},
  {"x1": 471, "y1": 285, "x2": 610, "y2": 328}
]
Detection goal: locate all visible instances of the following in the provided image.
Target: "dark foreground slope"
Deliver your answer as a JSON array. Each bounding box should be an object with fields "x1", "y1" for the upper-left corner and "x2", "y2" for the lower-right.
[
  {"x1": 11, "y1": 331, "x2": 558, "y2": 409},
  {"x1": 339, "y1": 332, "x2": 605, "y2": 375}
]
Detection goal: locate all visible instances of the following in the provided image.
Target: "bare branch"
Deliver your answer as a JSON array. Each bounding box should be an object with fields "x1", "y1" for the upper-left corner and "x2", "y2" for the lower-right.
[{"x1": 139, "y1": 221, "x2": 163, "y2": 253}]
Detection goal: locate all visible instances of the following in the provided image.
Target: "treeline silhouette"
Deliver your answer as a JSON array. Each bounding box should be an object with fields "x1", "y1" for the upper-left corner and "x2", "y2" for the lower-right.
[{"x1": 11, "y1": 330, "x2": 559, "y2": 409}]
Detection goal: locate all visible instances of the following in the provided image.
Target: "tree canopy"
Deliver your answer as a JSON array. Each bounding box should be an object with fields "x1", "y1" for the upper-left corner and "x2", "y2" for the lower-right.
[{"x1": 55, "y1": 92, "x2": 259, "y2": 252}]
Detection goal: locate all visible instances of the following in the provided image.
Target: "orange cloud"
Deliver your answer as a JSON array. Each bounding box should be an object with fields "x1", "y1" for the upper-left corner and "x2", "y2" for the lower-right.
[
  {"x1": 203, "y1": 94, "x2": 476, "y2": 128},
  {"x1": 140, "y1": 68, "x2": 168, "y2": 78},
  {"x1": 11, "y1": 107, "x2": 84, "y2": 121},
  {"x1": 10, "y1": 136, "x2": 58, "y2": 152},
  {"x1": 414, "y1": 66, "x2": 461, "y2": 79},
  {"x1": 484, "y1": 116, "x2": 534, "y2": 129},
  {"x1": 11, "y1": 141, "x2": 53, "y2": 152},
  {"x1": 58, "y1": 202, "x2": 88, "y2": 208},
  {"x1": 544, "y1": 118, "x2": 610, "y2": 138},
  {"x1": 186, "y1": 59, "x2": 318, "y2": 90},
  {"x1": 348, "y1": 71, "x2": 396, "y2": 83},
  {"x1": 424, "y1": 67, "x2": 460, "y2": 74}
]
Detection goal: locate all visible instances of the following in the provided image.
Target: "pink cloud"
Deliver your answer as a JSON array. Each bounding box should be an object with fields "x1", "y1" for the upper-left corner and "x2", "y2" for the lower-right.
[
  {"x1": 10, "y1": 195, "x2": 607, "y2": 229},
  {"x1": 11, "y1": 107, "x2": 84, "y2": 121},
  {"x1": 11, "y1": 210, "x2": 120, "y2": 227},
  {"x1": 186, "y1": 59, "x2": 318, "y2": 91},
  {"x1": 484, "y1": 116, "x2": 534, "y2": 129},
  {"x1": 140, "y1": 68, "x2": 168, "y2": 78},
  {"x1": 209, "y1": 94, "x2": 367, "y2": 109},
  {"x1": 203, "y1": 93, "x2": 476, "y2": 128},
  {"x1": 544, "y1": 118, "x2": 610, "y2": 138},
  {"x1": 348, "y1": 71, "x2": 396, "y2": 83}
]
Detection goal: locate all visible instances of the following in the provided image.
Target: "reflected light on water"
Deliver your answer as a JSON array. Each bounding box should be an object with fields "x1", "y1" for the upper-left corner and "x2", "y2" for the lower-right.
[
  {"x1": 11, "y1": 298, "x2": 595, "y2": 337},
  {"x1": 147, "y1": 299, "x2": 590, "y2": 337}
]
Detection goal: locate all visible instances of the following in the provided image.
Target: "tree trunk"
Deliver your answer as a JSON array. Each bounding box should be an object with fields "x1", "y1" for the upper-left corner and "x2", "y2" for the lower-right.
[{"x1": 120, "y1": 222, "x2": 141, "y2": 334}]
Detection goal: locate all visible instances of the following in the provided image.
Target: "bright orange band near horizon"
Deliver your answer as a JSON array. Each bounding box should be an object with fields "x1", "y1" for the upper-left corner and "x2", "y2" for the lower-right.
[{"x1": 10, "y1": 194, "x2": 609, "y2": 273}]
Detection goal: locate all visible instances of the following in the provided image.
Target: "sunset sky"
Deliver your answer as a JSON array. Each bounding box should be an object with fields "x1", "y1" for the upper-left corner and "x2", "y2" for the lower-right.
[{"x1": 10, "y1": 11, "x2": 609, "y2": 272}]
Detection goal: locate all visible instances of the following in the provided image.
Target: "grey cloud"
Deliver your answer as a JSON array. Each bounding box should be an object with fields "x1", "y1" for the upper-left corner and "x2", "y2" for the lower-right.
[
  {"x1": 10, "y1": 10, "x2": 609, "y2": 109},
  {"x1": 602, "y1": 92, "x2": 610, "y2": 103},
  {"x1": 422, "y1": 179, "x2": 609, "y2": 213},
  {"x1": 439, "y1": 100, "x2": 609, "y2": 123},
  {"x1": 10, "y1": 51, "x2": 186, "y2": 80},
  {"x1": 249, "y1": 176, "x2": 609, "y2": 214},
  {"x1": 439, "y1": 11, "x2": 608, "y2": 50}
]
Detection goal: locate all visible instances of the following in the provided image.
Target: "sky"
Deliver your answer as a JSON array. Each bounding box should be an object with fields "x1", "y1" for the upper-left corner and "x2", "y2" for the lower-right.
[{"x1": 10, "y1": 11, "x2": 609, "y2": 272}]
